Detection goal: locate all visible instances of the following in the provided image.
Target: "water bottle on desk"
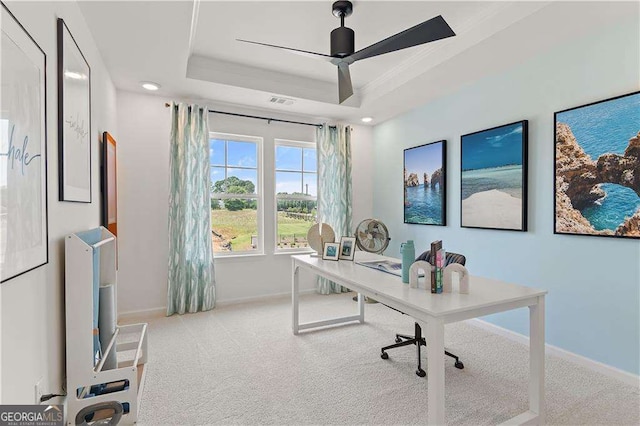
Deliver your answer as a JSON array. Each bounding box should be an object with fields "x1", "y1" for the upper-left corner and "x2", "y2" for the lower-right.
[{"x1": 400, "y1": 240, "x2": 415, "y2": 284}]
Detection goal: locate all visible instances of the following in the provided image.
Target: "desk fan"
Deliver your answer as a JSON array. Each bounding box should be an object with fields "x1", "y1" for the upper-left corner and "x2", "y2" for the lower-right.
[
  {"x1": 353, "y1": 219, "x2": 390, "y2": 303},
  {"x1": 355, "y1": 219, "x2": 390, "y2": 254}
]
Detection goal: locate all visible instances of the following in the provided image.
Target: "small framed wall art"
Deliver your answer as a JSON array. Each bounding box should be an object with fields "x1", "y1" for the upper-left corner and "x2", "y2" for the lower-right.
[
  {"x1": 339, "y1": 236, "x2": 356, "y2": 261},
  {"x1": 58, "y1": 18, "x2": 91, "y2": 202},
  {"x1": 403, "y1": 140, "x2": 447, "y2": 226},
  {"x1": 101, "y1": 131, "x2": 118, "y2": 236},
  {"x1": 460, "y1": 120, "x2": 528, "y2": 231},
  {"x1": 554, "y1": 91, "x2": 639, "y2": 239},
  {"x1": 322, "y1": 242, "x2": 340, "y2": 261},
  {"x1": 0, "y1": 2, "x2": 49, "y2": 282}
]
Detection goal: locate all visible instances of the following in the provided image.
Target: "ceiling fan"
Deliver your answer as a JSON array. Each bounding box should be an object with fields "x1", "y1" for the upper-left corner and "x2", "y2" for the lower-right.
[{"x1": 237, "y1": 1, "x2": 456, "y2": 104}]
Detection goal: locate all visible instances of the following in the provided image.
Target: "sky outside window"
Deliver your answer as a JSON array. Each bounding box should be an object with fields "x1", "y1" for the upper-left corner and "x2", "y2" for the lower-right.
[
  {"x1": 276, "y1": 171, "x2": 303, "y2": 194},
  {"x1": 276, "y1": 146, "x2": 302, "y2": 170},
  {"x1": 209, "y1": 139, "x2": 225, "y2": 166},
  {"x1": 303, "y1": 148, "x2": 317, "y2": 172},
  {"x1": 227, "y1": 141, "x2": 257, "y2": 168}
]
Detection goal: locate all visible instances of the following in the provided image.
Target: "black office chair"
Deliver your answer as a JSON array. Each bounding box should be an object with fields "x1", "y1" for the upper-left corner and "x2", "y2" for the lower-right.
[{"x1": 380, "y1": 251, "x2": 466, "y2": 377}]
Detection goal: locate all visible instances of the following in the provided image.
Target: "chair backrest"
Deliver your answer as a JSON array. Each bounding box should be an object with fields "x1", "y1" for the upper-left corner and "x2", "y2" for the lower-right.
[{"x1": 416, "y1": 250, "x2": 466, "y2": 267}]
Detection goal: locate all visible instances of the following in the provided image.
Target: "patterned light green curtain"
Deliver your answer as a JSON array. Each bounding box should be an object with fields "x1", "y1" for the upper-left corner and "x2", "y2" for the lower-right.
[
  {"x1": 167, "y1": 103, "x2": 216, "y2": 315},
  {"x1": 316, "y1": 124, "x2": 353, "y2": 294}
]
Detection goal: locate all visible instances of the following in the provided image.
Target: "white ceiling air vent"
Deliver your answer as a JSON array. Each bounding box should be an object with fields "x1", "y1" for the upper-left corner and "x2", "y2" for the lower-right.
[{"x1": 269, "y1": 95, "x2": 295, "y2": 106}]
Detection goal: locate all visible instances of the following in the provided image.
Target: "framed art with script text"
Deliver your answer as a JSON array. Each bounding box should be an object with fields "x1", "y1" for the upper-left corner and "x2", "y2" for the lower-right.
[
  {"x1": 0, "y1": 2, "x2": 49, "y2": 283},
  {"x1": 58, "y1": 18, "x2": 91, "y2": 202}
]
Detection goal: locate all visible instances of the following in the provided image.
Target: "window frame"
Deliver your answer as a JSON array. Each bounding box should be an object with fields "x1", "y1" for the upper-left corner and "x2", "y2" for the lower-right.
[
  {"x1": 210, "y1": 132, "x2": 264, "y2": 256},
  {"x1": 274, "y1": 138, "x2": 317, "y2": 253}
]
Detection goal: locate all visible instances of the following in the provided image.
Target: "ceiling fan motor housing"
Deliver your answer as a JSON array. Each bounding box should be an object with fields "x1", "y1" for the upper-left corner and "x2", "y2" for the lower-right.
[{"x1": 331, "y1": 26, "x2": 354, "y2": 57}]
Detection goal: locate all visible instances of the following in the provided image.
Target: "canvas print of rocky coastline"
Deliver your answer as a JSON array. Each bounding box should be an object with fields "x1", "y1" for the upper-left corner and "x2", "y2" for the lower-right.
[
  {"x1": 555, "y1": 92, "x2": 640, "y2": 239},
  {"x1": 461, "y1": 121, "x2": 528, "y2": 231},
  {"x1": 404, "y1": 140, "x2": 446, "y2": 225}
]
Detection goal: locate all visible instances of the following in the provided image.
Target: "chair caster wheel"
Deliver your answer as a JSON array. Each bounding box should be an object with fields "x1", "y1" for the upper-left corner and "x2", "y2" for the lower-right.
[
  {"x1": 455, "y1": 361, "x2": 464, "y2": 369},
  {"x1": 381, "y1": 352, "x2": 389, "y2": 360},
  {"x1": 395, "y1": 337, "x2": 402, "y2": 343},
  {"x1": 416, "y1": 369, "x2": 426, "y2": 377}
]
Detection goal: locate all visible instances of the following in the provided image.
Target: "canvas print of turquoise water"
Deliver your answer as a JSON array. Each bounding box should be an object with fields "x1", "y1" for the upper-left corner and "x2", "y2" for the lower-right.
[
  {"x1": 555, "y1": 91, "x2": 640, "y2": 239},
  {"x1": 461, "y1": 121, "x2": 528, "y2": 231},
  {"x1": 404, "y1": 140, "x2": 446, "y2": 225}
]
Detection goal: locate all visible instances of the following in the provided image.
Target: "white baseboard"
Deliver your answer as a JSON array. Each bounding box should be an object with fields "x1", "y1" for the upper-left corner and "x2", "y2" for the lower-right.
[
  {"x1": 467, "y1": 318, "x2": 640, "y2": 388},
  {"x1": 118, "y1": 306, "x2": 166, "y2": 323},
  {"x1": 118, "y1": 289, "x2": 318, "y2": 322},
  {"x1": 215, "y1": 288, "x2": 316, "y2": 307}
]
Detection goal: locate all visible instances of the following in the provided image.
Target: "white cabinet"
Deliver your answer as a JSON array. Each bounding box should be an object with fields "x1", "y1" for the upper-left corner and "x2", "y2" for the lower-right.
[{"x1": 65, "y1": 227, "x2": 148, "y2": 425}]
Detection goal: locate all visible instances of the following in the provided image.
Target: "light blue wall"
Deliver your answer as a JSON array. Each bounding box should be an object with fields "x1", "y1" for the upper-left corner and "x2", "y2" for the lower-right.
[{"x1": 372, "y1": 9, "x2": 640, "y2": 374}]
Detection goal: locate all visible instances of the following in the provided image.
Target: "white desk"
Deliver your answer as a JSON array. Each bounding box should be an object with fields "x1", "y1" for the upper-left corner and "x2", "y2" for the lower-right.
[{"x1": 292, "y1": 252, "x2": 547, "y2": 425}]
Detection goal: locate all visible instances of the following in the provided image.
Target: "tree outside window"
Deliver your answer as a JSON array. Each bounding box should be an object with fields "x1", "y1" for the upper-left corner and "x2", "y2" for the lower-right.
[{"x1": 210, "y1": 135, "x2": 261, "y2": 254}]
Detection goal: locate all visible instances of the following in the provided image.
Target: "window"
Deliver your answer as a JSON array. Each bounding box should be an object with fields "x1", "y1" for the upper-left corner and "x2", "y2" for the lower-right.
[
  {"x1": 210, "y1": 133, "x2": 262, "y2": 254},
  {"x1": 275, "y1": 140, "x2": 317, "y2": 251}
]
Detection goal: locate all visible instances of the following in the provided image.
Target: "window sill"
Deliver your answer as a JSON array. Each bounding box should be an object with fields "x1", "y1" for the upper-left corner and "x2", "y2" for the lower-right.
[
  {"x1": 213, "y1": 253, "x2": 266, "y2": 261},
  {"x1": 274, "y1": 249, "x2": 315, "y2": 256}
]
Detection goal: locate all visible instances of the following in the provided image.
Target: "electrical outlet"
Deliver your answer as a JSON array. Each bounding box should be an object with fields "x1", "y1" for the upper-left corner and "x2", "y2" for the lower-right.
[{"x1": 35, "y1": 378, "x2": 44, "y2": 404}]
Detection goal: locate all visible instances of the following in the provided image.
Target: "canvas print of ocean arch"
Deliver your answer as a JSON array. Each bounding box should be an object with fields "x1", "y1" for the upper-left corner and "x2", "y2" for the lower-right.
[
  {"x1": 403, "y1": 140, "x2": 447, "y2": 225},
  {"x1": 460, "y1": 120, "x2": 528, "y2": 231},
  {"x1": 555, "y1": 91, "x2": 640, "y2": 239}
]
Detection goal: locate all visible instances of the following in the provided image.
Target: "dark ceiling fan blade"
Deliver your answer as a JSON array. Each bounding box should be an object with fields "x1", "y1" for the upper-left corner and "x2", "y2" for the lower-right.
[
  {"x1": 348, "y1": 15, "x2": 455, "y2": 62},
  {"x1": 237, "y1": 39, "x2": 333, "y2": 61},
  {"x1": 337, "y1": 62, "x2": 353, "y2": 104}
]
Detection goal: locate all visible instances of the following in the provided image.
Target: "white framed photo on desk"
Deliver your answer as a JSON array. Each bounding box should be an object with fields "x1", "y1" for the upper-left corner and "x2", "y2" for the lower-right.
[
  {"x1": 322, "y1": 242, "x2": 340, "y2": 260},
  {"x1": 339, "y1": 236, "x2": 356, "y2": 261}
]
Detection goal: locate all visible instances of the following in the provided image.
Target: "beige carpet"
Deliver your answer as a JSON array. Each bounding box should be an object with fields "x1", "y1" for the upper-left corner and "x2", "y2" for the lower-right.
[{"x1": 134, "y1": 293, "x2": 639, "y2": 425}]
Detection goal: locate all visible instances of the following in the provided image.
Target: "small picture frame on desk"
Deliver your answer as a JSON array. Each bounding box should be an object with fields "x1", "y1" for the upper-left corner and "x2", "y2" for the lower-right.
[
  {"x1": 322, "y1": 242, "x2": 340, "y2": 261},
  {"x1": 339, "y1": 236, "x2": 356, "y2": 261}
]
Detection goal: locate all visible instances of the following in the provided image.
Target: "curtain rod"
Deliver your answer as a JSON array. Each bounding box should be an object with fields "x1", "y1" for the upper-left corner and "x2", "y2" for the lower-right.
[{"x1": 164, "y1": 103, "x2": 323, "y2": 128}]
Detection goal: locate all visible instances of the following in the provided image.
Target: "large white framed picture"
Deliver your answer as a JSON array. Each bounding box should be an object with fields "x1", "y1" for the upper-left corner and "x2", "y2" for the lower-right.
[
  {"x1": 0, "y1": 1, "x2": 49, "y2": 283},
  {"x1": 58, "y1": 18, "x2": 91, "y2": 202}
]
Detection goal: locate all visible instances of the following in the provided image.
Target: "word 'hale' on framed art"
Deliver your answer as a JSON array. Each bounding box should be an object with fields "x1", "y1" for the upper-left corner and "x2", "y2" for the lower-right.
[
  {"x1": 58, "y1": 18, "x2": 91, "y2": 203},
  {"x1": 1, "y1": 2, "x2": 49, "y2": 283},
  {"x1": 460, "y1": 120, "x2": 528, "y2": 231},
  {"x1": 554, "y1": 91, "x2": 640, "y2": 239},
  {"x1": 102, "y1": 131, "x2": 118, "y2": 236},
  {"x1": 403, "y1": 140, "x2": 447, "y2": 226}
]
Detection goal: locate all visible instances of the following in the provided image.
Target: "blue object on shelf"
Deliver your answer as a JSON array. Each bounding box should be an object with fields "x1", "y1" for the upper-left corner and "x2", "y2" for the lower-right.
[
  {"x1": 76, "y1": 228, "x2": 103, "y2": 366},
  {"x1": 400, "y1": 240, "x2": 415, "y2": 284}
]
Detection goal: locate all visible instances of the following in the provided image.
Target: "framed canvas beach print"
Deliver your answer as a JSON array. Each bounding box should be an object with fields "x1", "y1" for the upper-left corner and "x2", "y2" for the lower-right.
[
  {"x1": 403, "y1": 140, "x2": 446, "y2": 225},
  {"x1": 0, "y1": 2, "x2": 49, "y2": 283},
  {"x1": 58, "y1": 18, "x2": 91, "y2": 202},
  {"x1": 554, "y1": 91, "x2": 640, "y2": 239},
  {"x1": 460, "y1": 120, "x2": 528, "y2": 231}
]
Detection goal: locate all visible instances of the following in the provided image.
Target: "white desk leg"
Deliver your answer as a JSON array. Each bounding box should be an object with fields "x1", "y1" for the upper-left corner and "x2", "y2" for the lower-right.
[
  {"x1": 426, "y1": 317, "x2": 446, "y2": 425},
  {"x1": 292, "y1": 263, "x2": 300, "y2": 335},
  {"x1": 357, "y1": 293, "x2": 365, "y2": 323},
  {"x1": 529, "y1": 295, "x2": 545, "y2": 424}
]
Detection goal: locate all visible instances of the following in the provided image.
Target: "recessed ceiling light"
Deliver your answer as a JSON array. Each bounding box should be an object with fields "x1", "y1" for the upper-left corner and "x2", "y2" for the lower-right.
[
  {"x1": 64, "y1": 70, "x2": 86, "y2": 80},
  {"x1": 141, "y1": 81, "x2": 160, "y2": 91},
  {"x1": 361, "y1": 117, "x2": 373, "y2": 123}
]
